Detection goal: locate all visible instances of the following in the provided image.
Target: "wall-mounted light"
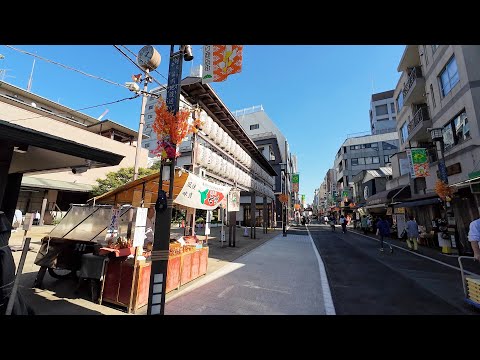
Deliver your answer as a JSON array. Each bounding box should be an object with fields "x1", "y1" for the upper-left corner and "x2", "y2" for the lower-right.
[{"x1": 13, "y1": 145, "x2": 28, "y2": 153}]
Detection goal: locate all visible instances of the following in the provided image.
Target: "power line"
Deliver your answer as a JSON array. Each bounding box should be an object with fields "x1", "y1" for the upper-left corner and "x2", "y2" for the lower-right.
[
  {"x1": 5, "y1": 45, "x2": 129, "y2": 90},
  {"x1": 4, "y1": 95, "x2": 139, "y2": 122}
]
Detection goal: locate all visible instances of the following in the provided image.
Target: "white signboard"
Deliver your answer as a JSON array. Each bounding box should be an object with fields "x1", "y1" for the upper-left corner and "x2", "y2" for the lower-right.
[
  {"x1": 406, "y1": 150, "x2": 416, "y2": 178},
  {"x1": 174, "y1": 172, "x2": 231, "y2": 210},
  {"x1": 132, "y1": 207, "x2": 148, "y2": 247},
  {"x1": 399, "y1": 158, "x2": 411, "y2": 176},
  {"x1": 228, "y1": 189, "x2": 240, "y2": 212},
  {"x1": 205, "y1": 210, "x2": 212, "y2": 236}
]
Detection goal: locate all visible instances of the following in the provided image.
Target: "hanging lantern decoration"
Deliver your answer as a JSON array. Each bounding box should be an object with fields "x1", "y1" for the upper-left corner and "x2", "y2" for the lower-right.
[{"x1": 279, "y1": 194, "x2": 289, "y2": 204}]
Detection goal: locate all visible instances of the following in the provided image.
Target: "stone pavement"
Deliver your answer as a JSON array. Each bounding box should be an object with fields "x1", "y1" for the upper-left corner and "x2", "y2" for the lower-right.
[
  {"x1": 9, "y1": 224, "x2": 282, "y2": 315},
  {"x1": 164, "y1": 231, "x2": 328, "y2": 315}
]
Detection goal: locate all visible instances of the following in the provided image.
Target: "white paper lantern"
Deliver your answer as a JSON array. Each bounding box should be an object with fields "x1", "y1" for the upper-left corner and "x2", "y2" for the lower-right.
[
  {"x1": 196, "y1": 144, "x2": 204, "y2": 166},
  {"x1": 203, "y1": 114, "x2": 212, "y2": 135},
  {"x1": 210, "y1": 122, "x2": 219, "y2": 142},
  {"x1": 215, "y1": 127, "x2": 224, "y2": 146}
]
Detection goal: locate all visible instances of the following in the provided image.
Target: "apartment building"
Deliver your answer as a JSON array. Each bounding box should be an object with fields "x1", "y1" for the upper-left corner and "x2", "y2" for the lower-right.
[
  {"x1": 234, "y1": 105, "x2": 298, "y2": 226},
  {"x1": 334, "y1": 132, "x2": 399, "y2": 195},
  {"x1": 388, "y1": 45, "x2": 480, "y2": 255},
  {"x1": 370, "y1": 90, "x2": 397, "y2": 135}
]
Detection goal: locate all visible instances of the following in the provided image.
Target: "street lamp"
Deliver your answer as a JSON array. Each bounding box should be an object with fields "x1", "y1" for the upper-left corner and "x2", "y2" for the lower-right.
[{"x1": 147, "y1": 45, "x2": 193, "y2": 316}]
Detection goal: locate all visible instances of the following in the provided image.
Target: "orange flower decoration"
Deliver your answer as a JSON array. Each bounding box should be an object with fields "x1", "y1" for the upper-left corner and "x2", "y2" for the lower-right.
[{"x1": 434, "y1": 179, "x2": 454, "y2": 201}]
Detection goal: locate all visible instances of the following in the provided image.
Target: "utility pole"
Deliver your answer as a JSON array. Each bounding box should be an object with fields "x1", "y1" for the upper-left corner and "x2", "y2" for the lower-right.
[
  {"x1": 283, "y1": 140, "x2": 288, "y2": 237},
  {"x1": 147, "y1": 45, "x2": 193, "y2": 315},
  {"x1": 133, "y1": 69, "x2": 150, "y2": 181}
]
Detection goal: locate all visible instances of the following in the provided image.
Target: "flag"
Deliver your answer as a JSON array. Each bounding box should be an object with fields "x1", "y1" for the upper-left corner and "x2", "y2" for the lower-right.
[{"x1": 202, "y1": 45, "x2": 243, "y2": 83}]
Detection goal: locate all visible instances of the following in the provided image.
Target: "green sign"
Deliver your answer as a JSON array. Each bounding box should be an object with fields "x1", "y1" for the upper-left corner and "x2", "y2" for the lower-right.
[
  {"x1": 469, "y1": 170, "x2": 480, "y2": 180},
  {"x1": 292, "y1": 174, "x2": 299, "y2": 183}
]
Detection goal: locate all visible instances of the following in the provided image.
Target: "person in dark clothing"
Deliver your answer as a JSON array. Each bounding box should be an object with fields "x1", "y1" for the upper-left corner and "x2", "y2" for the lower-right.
[
  {"x1": 0, "y1": 211, "x2": 35, "y2": 315},
  {"x1": 340, "y1": 214, "x2": 347, "y2": 233},
  {"x1": 376, "y1": 216, "x2": 393, "y2": 252}
]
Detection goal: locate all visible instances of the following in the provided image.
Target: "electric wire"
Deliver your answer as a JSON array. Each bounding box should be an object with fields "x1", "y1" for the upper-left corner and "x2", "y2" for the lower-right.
[{"x1": 5, "y1": 45, "x2": 129, "y2": 90}]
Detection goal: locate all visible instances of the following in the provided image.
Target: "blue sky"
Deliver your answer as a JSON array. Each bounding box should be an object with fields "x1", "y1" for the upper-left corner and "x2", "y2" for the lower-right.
[{"x1": 0, "y1": 45, "x2": 405, "y2": 203}]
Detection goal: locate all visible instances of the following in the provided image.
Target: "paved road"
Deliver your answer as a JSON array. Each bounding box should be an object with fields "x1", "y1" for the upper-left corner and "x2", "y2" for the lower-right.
[
  {"x1": 165, "y1": 232, "x2": 326, "y2": 315},
  {"x1": 302, "y1": 223, "x2": 477, "y2": 315}
]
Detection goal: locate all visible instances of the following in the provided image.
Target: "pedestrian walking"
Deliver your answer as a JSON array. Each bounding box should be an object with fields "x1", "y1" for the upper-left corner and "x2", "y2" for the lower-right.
[
  {"x1": 406, "y1": 216, "x2": 419, "y2": 251},
  {"x1": 340, "y1": 214, "x2": 347, "y2": 233},
  {"x1": 361, "y1": 215, "x2": 368, "y2": 235},
  {"x1": 468, "y1": 217, "x2": 480, "y2": 261},
  {"x1": 376, "y1": 216, "x2": 393, "y2": 252},
  {"x1": 329, "y1": 215, "x2": 336, "y2": 231}
]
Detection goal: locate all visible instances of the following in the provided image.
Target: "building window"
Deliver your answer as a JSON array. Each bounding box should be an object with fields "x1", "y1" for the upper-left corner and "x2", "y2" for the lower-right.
[
  {"x1": 382, "y1": 141, "x2": 397, "y2": 150},
  {"x1": 270, "y1": 152, "x2": 275, "y2": 161},
  {"x1": 148, "y1": 105, "x2": 153, "y2": 110},
  {"x1": 392, "y1": 116, "x2": 396, "y2": 122},
  {"x1": 351, "y1": 158, "x2": 358, "y2": 166},
  {"x1": 372, "y1": 156, "x2": 380, "y2": 164},
  {"x1": 371, "y1": 142, "x2": 378, "y2": 148},
  {"x1": 358, "y1": 158, "x2": 365, "y2": 165},
  {"x1": 390, "y1": 102, "x2": 396, "y2": 114},
  {"x1": 442, "y1": 110, "x2": 470, "y2": 151},
  {"x1": 401, "y1": 122, "x2": 409, "y2": 144},
  {"x1": 439, "y1": 56, "x2": 459, "y2": 97},
  {"x1": 432, "y1": 45, "x2": 439, "y2": 53},
  {"x1": 430, "y1": 84, "x2": 436, "y2": 108},
  {"x1": 250, "y1": 124, "x2": 259, "y2": 130},
  {"x1": 375, "y1": 104, "x2": 388, "y2": 116},
  {"x1": 384, "y1": 155, "x2": 390, "y2": 163},
  {"x1": 148, "y1": 114, "x2": 153, "y2": 119},
  {"x1": 396, "y1": 92, "x2": 404, "y2": 112},
  {"x1": 144, "y1": 142, "x2": 150, "y2": 149}
]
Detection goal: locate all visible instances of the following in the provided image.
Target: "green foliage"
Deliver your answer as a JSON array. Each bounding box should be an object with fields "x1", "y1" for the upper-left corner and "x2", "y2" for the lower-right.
[
  {"x1": 150, "y1": 160, "x2": 162, "y2": 171},
  {"x1": 196, "y1": 217, "x2": 205, "y2": 224},
  {"x1": 91, "y1": 167, "x2": 157, "y2": 197}
]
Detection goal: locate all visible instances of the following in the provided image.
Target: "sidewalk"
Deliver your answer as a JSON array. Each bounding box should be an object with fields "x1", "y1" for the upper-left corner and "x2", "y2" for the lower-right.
[
  {"x1": 163, "y1": 231, "x2": 328, "y2": 315},
  {"x1": 10, "y1": 224, "x2": 282, "y2": 315}
]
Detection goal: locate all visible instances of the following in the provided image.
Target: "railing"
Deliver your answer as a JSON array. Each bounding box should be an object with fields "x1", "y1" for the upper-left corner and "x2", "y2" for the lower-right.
[
  {"x1": 232, "y1": 105, "x2": 264, "y2": 117},
  {"x1": 407, "y1": 106, "x2": 430, "y2": 133},
  {"x1": 403, "y1": 66, "x2": 422, "y2": 98}
]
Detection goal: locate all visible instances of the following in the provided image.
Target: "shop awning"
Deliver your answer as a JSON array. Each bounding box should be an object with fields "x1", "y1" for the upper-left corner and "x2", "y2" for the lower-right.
[
  {"x1": 93, "y1": 171, "x2": 189, "y2": 207},
  {"x1": 392, "y1": 195, "x2": 441, "y2": 208},
  {"x1": 365, "y1": 185, "x2": 411, "y2": 207}
]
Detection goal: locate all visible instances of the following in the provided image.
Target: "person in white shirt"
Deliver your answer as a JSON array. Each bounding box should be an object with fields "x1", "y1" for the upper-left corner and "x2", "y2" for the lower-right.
[
  {"x1": 12, "y1": 209, "x2": 23, "y2": 232},
  {"x1": 144, "y1": 207, "x2": 156, "y2": 248},
  {"x1": 468, "y1": 218, "x2": 480, "y2": 261}
]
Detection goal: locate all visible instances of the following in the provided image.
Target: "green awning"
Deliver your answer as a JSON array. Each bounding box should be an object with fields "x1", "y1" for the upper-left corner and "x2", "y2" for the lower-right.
[{"x1": 21, "y1": 176, "x2": 93, "y2": 193}]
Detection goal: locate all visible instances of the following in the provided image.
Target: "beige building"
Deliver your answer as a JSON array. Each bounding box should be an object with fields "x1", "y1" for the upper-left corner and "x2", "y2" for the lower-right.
[
  {"x1": 389, "y1": 45, "x2": 480, "y2": 255},
  {"x1": 0, "y1": 81, "x2": 148, "y2": 223}
]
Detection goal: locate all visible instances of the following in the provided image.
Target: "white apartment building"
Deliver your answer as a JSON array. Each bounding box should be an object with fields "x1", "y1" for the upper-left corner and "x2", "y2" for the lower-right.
[
  {"x1": 388, "y1": 45, "x2": 480, "y2": 255},
  {"x1": 370, "y1": 90, "x2": 397, "y2": 135}
]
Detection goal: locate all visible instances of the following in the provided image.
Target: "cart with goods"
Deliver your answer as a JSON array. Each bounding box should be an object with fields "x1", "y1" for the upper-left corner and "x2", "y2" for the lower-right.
[{"x1": 458, "y1": 256, "x2": 480, "y2": 310}]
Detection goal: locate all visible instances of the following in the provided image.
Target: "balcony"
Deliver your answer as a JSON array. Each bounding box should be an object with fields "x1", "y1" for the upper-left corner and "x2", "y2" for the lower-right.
[
  {"x1": 403, "y1": 67, "x2": 425, "y2": 106},
  {"x1": 407, "y1": 106, "x2": 431, "y2": 142}
]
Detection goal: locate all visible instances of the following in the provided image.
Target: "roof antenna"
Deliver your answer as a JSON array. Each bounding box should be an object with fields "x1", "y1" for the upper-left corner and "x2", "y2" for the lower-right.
[
  {"x1": 27, "y1": 58, "x2": 36, "y2": 92},
  {"x1": 97, "y1": 109, "x2": 109, "y2": 120}
]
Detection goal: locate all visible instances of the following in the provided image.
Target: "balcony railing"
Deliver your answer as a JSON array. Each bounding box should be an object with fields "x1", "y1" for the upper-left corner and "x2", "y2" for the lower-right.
[
  {"x1": 403, "y1": 66, "x2": 423, "y2": 99},
  {"x1": 407, "y1": 106, "x2": 430, "y2": 133}
]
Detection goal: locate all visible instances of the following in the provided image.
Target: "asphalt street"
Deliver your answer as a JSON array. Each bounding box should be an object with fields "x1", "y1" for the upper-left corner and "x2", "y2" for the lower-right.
[{"x1": 297, "y1": 223, "x2": 478, "y2": 315}]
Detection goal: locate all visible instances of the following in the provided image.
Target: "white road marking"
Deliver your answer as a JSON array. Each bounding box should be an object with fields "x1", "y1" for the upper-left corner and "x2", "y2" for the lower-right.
[{"x1": 306, "y1": 224, "x2": 336, "y2": 315}]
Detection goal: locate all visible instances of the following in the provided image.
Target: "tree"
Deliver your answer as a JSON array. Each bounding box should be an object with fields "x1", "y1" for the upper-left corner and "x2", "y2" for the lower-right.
[
  {"x1": 150, "y1": 160, "x2": 162, "y2": 171},
  {"x1": 91, "y1": 166, "x2": 157, "y2": 197}
]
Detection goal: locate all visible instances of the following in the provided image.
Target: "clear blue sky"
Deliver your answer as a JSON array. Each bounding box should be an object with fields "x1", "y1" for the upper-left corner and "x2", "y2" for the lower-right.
[{"x1": 1, "y1": 45, "x2": 405, "y2": 203}]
